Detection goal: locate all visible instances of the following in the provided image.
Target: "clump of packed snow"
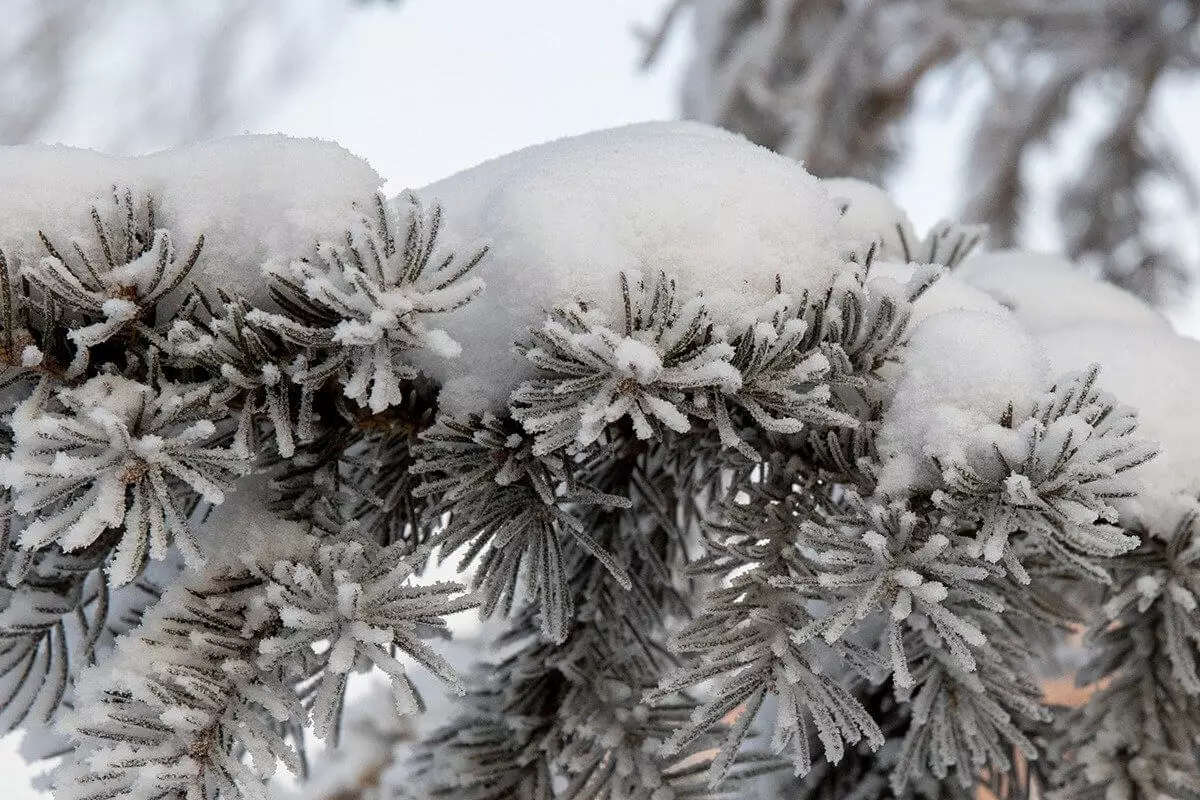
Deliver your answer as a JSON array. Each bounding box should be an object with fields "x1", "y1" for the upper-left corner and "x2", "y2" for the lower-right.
[
  {"x1": 405, "y1": 122, "x2": 847, "y2": 416},
  {"x1": 957, "y1": 250, "x2": 1170, "y2": 334},
  {"x1": 868, "y1": 261, "x2": 1007, "y2": 326},
  {"x1": 822, "y1": 177, "x2": 918, "y2": 260},
  {"x1": 873, "y1": 236, "x2": 1196, "y2": 528},
  {"x1": 0, "y1": 135, "x2": 383, "y2": 309},
  {"x1": 193, "y1": 472, "x2": 310, "y2": 563},
  {"x1": 877, "y1": 309, "x2": 1048, "y2": 495},
  {"x1": 1039, "y1": 323, "x2": 1200, "y2": 530}
]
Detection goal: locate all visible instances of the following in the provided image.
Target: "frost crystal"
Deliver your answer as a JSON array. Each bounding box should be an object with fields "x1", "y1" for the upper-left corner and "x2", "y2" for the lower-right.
[{"x1": 253, "y1": 539, "x2": 476, "y2": 738}]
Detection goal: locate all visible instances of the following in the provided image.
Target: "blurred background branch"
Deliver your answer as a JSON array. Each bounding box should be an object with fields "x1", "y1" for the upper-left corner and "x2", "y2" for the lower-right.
[
  {"x1": 0, "y1": 0, "x2": 358, "y2": 152},
  {"x1": 649, "y1": 0, "x2": 1200, "y2": 304}
]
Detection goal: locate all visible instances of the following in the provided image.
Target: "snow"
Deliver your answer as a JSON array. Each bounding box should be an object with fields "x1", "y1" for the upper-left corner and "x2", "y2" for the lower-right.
[
  {"x1": 957, "y1": 250, "x2": 1171, "y2": 334},
  {"x1": 868, "y1": 261, "x2": 1007, "y2": 326},
  {"x1": 405, "y1": 121, "x2": 847, "y2": 416},
  {"x1": 1038, "y1": 323, "x2": 1200, "y2": 531},
  {"x1": 0, "y1": 136, "x2": 383, "y2": 310},
  {"x1": 823, "y1": 177, "x2": 918, "y2": 260},
  {"x1": 877, "y1": 309, "x2": 1048, "y2": 495},
  {"x1": 194, "y1": 472, "x2": 310, "y2": 563}
]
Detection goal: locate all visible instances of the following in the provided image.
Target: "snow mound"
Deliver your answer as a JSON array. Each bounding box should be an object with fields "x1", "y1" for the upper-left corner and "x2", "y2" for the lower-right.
[
  {"x1": 0, "y1": 136, "x2": 383, "y2": 308},
  {"x1": 823, "y1": 177, "x2": 918, "y2": 261},
  {"x1": 877, "y1": 309, "x2": 1048, "y2": 495},
  {"x1": 408, "y1": 122, "x2": 847, "y2": 416},
  {"x1": 1039, "y1": 323, "x2": 1200, "y2": 530},
  {"x1": 869, "y1": 261, "x2": 1007, "y2": 327},
  {"x1": 957, "y1": 250, "x2": 1170, "y2": 334}
]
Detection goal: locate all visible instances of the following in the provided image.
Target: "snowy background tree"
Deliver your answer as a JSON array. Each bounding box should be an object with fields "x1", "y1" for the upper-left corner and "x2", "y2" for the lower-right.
[
  {"x1": 0, "y1": 1, "x2": 367, "y2": 153},
  {"x1": 644, "y1": 0, "x2": 1200, "y2": 303}
]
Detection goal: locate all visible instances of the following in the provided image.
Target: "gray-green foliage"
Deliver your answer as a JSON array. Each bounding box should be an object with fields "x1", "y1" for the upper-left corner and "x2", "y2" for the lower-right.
[
  {"x1": 0, "y1": 188, "x2": 482, "y2": 800},
  {"x1": 1049, "y1": 511, "x2": 1200, "y2": 800}
]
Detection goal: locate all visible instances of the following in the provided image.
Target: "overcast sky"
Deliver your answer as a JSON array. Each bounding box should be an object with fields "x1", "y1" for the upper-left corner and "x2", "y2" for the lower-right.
[{"x1": 255, "y1": 0, "x2": 688, "y2": 191}]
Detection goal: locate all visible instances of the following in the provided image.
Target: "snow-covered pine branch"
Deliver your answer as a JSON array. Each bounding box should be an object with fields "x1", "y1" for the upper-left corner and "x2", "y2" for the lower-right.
[
  {"x1": 56, "y1": 533, "x2": 473, "y2": 800},
  {"x1": 1049, "y1": 504, "x2": 1200, "y2": 799},
  {"x1": 0, "y1": 123, "x2": 1196, "y2": 800},
  {"x1": 24, "y1": 188, "x2": 203, "y2": 380},
  {"x1": 168, "y1": 293, "x2": 303, "y2": 458},
  {"x1": 249, "y1": 192, "x2": 486, "y2": 416},
  {"x1": 1, "y1": 373, "x2": 250, "y2": 585}
]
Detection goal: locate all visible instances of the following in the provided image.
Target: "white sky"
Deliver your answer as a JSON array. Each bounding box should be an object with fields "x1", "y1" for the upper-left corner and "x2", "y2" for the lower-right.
[
  {"x1": 0, "y1": 2, "x2": 688, "y2": 796},
  {"x1": 254, "y1": 0, "x2": 689, "y2": 192}
]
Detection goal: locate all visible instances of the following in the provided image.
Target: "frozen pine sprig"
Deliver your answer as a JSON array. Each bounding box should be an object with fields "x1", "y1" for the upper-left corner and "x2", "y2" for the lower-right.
[
  {"x1": 250, "y1": 191, "x2": 487, "y2": 414},
  {"x1": 1050, "y1": 506, "x2": 1200, "y2": 799},
  {"x1": 0, "y1": 246, "x2": 49, "y2": 388},
  {"x1": 24, "y1": 188, "x2": 203, "y2": 379},
  {"x1": 512, "y1": 271, "x2": 740, "y2": 454},
  {"x1": 413, "y1": 414, "x2": 716, "y2": 797},
  {"x1": 823, "y1": 264, "x2": 932, "y2": 389},
  {"x1": 783, "y1": 262, "x2": 940, "y2": 455},
  {"x1": 796, "y1": 494, "x2": 1000, "y2": 689},
  {"x1": 512, "y1": 263, "x2": 919, "y2": 463},
  {"x1": 653, "y1": 464, "x2": 885, "y2": 784},
  {"x1": 409, "y1": 651, "x2": 559, "y2": 800},
  {"x1": 250, "y1": 538, "x2": 477, "y2": 744},
  {"x1": 557, "y1": 676, "x2": 778, "y2": 799},
  {"x1": 58, "y1": 533, "x2": 474, "y2": 800},
  {"x1": 168, "y1": 291, "x2": 304, "y2": 457},
  {"x1": 1099, "y1": 510, "x2": 1200, "y2": 695},
  {"x1": 890, "y1": 647, "x2": 1048, "y2": 795},
  {"x1": 266, "y1": 413, "x2": 439, "y2": 552},
  {"x1": 932, "y1": 365, "x2": 1155, "y2": 577},
  {"x1": 0, "y1": 548, "x2": 110, "y2": 736},
  {"x1": 55, "y1": 564, "x2": 302, "y2": 800},
  {"x1": 0, "y1": 372, "x2": 250, "y2": 585},
  {"x1": 413, "y1": 414, "x2": 631, "y2": 642},
  {"x1": 701, "y1": 291, "x2": 857, "y2": 458}
]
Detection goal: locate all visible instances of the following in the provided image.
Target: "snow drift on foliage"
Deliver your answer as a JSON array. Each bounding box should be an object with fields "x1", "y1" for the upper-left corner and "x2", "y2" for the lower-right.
[
  {"x1": 869, "y1": 261, "x2": 1007, "y2": 326},
  {"x1": 406, "y1": 121, "x2": 846, "y2": 416},
  {"x1": 0, "y1": 136, "x2": 383, "y2": 308},
  {"x1": 1039, "y1": 323, "x2": 1200, "y2": 529},
  {"x1": 958, "y1": 250, "x2": 1170, "y2": 334},
  {"x1": 823, "y1": 177, "x2": 918, "y2": 260},
  {"x1": 877, "y1": 309, "x2": 1048, "y2": 495}
]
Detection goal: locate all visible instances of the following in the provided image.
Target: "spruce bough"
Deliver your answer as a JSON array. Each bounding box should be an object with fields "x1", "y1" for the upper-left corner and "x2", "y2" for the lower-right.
[{"x1": 0, "y1": 125, "x2": 1195, "y2": 800}]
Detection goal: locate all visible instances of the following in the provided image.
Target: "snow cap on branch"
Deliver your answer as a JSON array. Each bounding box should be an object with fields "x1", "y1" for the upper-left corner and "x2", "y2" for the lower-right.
[
  {"x1": 959, "y1": 250, "x2": 1171, "y2": 334},
  {"x1": 0, "y1": 136, "x2": 383, "y2": 310},
  {"x1": 405, "y1": 121, "x2": 847, "y2": 415},
  {"x1": 877, "y1": 308, "x2": 1048, "y2": 495},
  {"x1": 824, "y1": 178, "x2": 918, "y2": 261}
]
